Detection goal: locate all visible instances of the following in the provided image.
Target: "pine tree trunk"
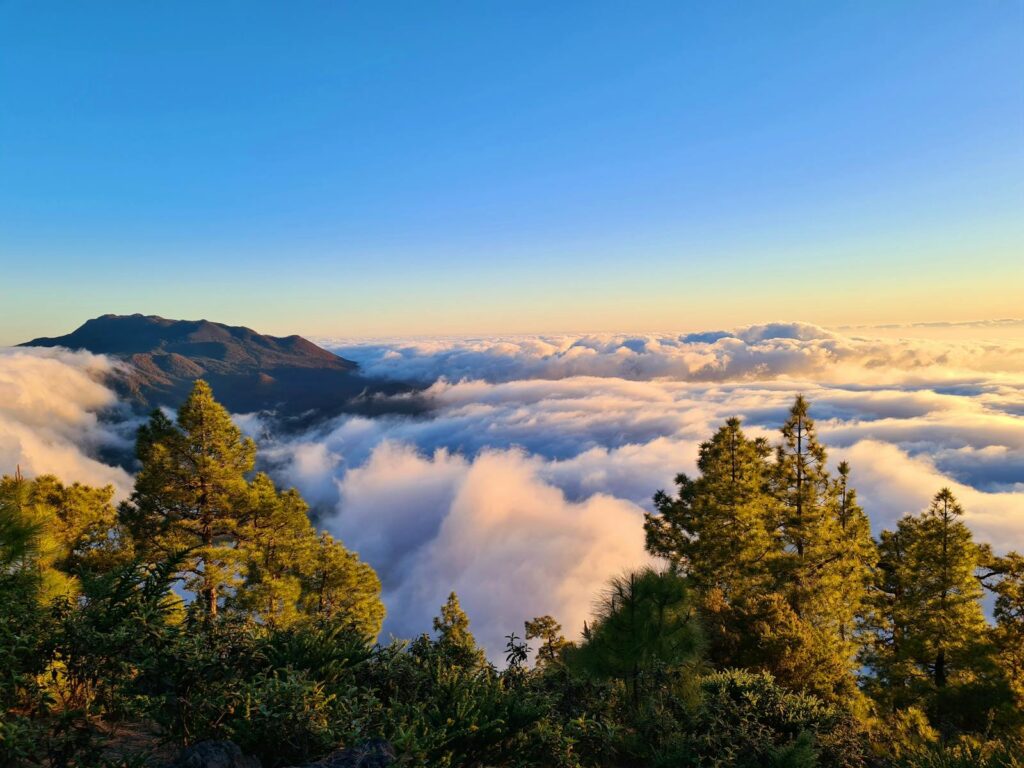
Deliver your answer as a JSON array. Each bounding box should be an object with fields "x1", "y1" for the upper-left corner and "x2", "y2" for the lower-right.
[{"x1": 203, "y1": 522, "x2": 217, "y2": 617}]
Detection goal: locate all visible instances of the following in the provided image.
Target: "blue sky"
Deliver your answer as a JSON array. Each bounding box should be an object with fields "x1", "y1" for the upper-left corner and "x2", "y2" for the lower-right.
[{"x1": 1, "y1": 1, "x2": 1022, "y2": 343}]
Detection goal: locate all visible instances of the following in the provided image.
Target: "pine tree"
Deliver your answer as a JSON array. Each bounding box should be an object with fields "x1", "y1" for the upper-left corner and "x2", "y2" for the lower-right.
[
  {"x1": 26, "y1": 475, "x2": 130, "y2": 576},
  {"x1": 865, "y1": 489, "x2": 1008, "y2": 736},
  {"x1": 123, "y1": 381, "x2": 386, "y2": 635},
  {"x1": 232, "y1": 473, "x2": 311, "y2": 627},
  {"x1": 123, "y1": 380, "x2": 256, "y2": 617},
  {"x1": 298, "y1": 531, "x2": 385, "y2": 639},
  {"x1": 827, "y1": 461, "x2": 876, "y2": 643},
  {"x1": 0, "y1": 473, "x2": 45, "y2": 593},
  {"x1": 772, "y1": 397, "x2": 874, "y2": 689},
  {"x1": 236, "y1": 474, "x2": 385, "y2": 636},
  {"x1": 646, "y1": 405, "x2": 874, "y2": 702},
  {"x1": 568, "y1": 569, "x2": 701, "y2": 708},
  {"x1": 0, "y1": 473, "x2": 79, "y2": 602},
  {"x1": 646, "y1": 417, "x2": 776, "y2": 599},
  {"x1": 988, "y1": 552, "x2": 1024, "y2": 709},
  {"x1": 524, "y1": 615, "x2": 568, "y2": 667},
  {"x1": 774, "y1": 395, "x2": 831, "y2": 611},
  {"x1": 863, "y1": 519, "x2": 919, "y2": 712},
  {"x1": 911, "y1": 489, "x2": 988, "y2": 691},
  {"x1": 433, "y1": 591, "x2": 486, "y2": 669}
]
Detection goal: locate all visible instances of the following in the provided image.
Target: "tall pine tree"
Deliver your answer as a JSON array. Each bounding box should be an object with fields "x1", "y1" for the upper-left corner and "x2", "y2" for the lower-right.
[
  {"x1": 773, "y1": 397, "x2": 874, "y2": 674},
  {"x1": 298, "y1": 532, "x2": 385, "y2": 638},
  {"x1": 646, "y1": 417, "x2": 776, "y2": 598},
  {"x1": 988, "y1": 552, "x2": 1024, "y2": 711},
  {"x1": 865, "y1": 489, "x2": 1012, "y2": 736},
  {"x1": 123, "y1": 380, "x2": 257, "y2": 617},
  {"x1": 911, "y1": 489, "x2": 987, "y2": 691}
]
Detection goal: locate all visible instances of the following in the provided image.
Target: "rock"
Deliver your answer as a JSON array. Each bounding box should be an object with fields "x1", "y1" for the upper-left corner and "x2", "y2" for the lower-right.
[
  {"x1": 293, "y1": 739, "x2": 396, "y2": 767},
  {"x1": 170, "y1": 740, "x2": 261, "y2": 768}
]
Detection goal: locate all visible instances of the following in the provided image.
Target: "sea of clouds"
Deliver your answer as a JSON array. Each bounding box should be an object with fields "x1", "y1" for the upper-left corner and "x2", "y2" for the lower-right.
[{"x1": 2, "y1": 322, "x2": 1023, "y2": 658}]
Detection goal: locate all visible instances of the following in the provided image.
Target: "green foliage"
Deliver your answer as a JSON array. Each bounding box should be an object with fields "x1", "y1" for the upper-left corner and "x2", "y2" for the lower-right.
[
  {"x1": 229, "y1": 473, "x2": 310, "y2": 628},
  {"x1": 863, "y1": 489, "x2": 1014, "y2": 739},
  {"x1": 682, "y1": 669, "x2": 863, "y2": 768},
  {"x1": 297, "y1": 531, "x2": 384, "y2": 639},
  {"x1": 646, "y1": 417, "x2": 776, "y2": 598},
  {"x1": 1, "y1": 473, "x2": 86, "y2": 604},
  {"x1": 646, "y1": 400, "x2": 875, "y2": 706},
  {"x1": 895, "y1": 739, "x2": 1024, "y2": 768},
  {"x1": 0, "y1": 477, "x2": 54, "y2": 715},
  {"x1": 700, "y1": 590, "x2": 857, "y2": 705},
  {"x1": 568, "y1": 568, "x2": 701, "y2": 707},
  {"x1": 989, "y1": 552, "x2": 1024, "y2": 708},
  {"x1": 5, "y1": 385, "x2": 1024, "y2": 767},
  {"x1": 123, "y1": 381, "x2": 385, "y2": 634},
  {"x1": 48, "y1": 553, "x2": 185, "y2": 716},
  {"x1": 771, "y1": 397, "x2": 874, "y2": 700},
  {"x1": 0, "y1": 473, "x2": 45, "y2": 578},
  {"x1": 432, "y1": 591, "x2": 487, "y2": 670},
  {"x1": 27, "y1": 475, "x2": 130, "y2": 577},
  {"x1": 229, "y1": 668, "x2": 341, "y2": 767},
  {"x1": 123, "y1": 382, "x2": 257, "y2": 616},
  {"x1": 525, "y1": 615, "x2": 568, "y2": 668}
]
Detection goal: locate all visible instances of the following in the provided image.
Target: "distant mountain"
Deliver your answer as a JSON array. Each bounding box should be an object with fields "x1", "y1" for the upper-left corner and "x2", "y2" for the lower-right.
[{"x1": 21, "y1": 314, "x2": 418, "y2": 421}]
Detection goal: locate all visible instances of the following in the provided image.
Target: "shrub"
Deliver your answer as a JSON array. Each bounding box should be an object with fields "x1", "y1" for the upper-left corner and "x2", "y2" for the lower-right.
[
  {"x1": 228, "y1": 668, "x2": 342, "y2": 767},
  {"x1": 678, "y1": 669, "x2": 864, "y2": 768}
]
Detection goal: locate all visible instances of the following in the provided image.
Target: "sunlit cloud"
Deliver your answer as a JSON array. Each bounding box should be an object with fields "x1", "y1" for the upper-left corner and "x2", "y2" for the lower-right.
[
  {"x1": 0, "y1": 347, "x2": 134, "y2": 494},
  {"x1": 5, "y1": 323, "x2": 1024, "y2": 658},
  {"x1": 230, "y1": 326, "x2": 1019, "y2": 654}
]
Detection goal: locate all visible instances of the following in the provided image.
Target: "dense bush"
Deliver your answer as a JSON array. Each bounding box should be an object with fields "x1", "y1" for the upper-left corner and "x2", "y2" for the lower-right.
[{"x1": 679, "y1": 670, "x2": 863, "y2": 768}]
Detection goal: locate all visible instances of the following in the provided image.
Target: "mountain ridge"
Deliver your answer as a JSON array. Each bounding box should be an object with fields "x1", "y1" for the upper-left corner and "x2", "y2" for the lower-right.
[{"x1": 21, "y1": 314, "x2": 416, "y2": 421}]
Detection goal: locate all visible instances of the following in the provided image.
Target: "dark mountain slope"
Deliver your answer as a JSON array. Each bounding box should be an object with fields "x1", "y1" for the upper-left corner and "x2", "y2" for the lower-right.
[{"x1": 21, "y1": 314, "x2": 418, "y2": 421}]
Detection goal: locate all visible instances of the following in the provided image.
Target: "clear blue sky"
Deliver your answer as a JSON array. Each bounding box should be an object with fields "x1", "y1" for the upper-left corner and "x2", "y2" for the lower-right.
[{"x1": 1, "y1": 1, "x2": 1022, "y2": 343}]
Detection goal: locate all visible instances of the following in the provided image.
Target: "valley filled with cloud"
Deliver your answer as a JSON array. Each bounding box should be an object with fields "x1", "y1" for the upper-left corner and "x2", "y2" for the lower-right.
[{"x1": 3, "y1": 322, "x2": 1023, "y2": 657}]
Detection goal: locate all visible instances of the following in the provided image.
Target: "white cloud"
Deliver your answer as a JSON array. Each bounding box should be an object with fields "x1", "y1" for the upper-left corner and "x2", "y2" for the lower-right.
[
  {"x1": 834, "y1": 440, "x2": 1024, "y2": 551},
  {"x1": 7, "y1": 325, "x2": 1024, "y2": 659},
  {"x1": 265, "y1": 325, "x2": 1024, "y2": 654},
  {"x1": 318, "y1": 322, "x2": 1024, "y2": 385},
  {"x1": 328, "y1": 444, "x2": 651, "y2": 654},
  {"x1": 0, "y1": 347, "x2": 134, "y2": 494}
]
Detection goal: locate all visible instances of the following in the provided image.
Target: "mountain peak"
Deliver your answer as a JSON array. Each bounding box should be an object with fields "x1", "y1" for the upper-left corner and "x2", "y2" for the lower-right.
[
  {"x1": 22, "y1": 314, "x2": 350, "y2": 369},
  {"x1": 19, "y1": 315, "x2": 414, "y2": 420}
]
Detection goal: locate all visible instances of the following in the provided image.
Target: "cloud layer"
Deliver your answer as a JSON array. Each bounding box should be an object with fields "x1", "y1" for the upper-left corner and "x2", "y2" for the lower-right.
[
  {"x1": 0, "y1": 347, "x2": 133, "y2": 493},
  {"x1": 319, "y1": 321, "x2": 1024, "y2": 386},
  {"x1": 254, "y1": 323, "x2": 1024, "y2": 654},
  {"x1": 5, "y1": 322, "x2": 1024, "y2": 658}
]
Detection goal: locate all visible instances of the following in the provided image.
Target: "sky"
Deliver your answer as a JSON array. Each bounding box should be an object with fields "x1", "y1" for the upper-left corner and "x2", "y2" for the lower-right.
[{"x1": 1, "y1": 1, "x2": 1023, "y2": 344}]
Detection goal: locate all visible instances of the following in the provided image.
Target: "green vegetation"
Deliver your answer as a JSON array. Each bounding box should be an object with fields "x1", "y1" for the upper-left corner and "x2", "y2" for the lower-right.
[{"x1": 1, "y1": 382, "x2": 1022, "y2": 766}]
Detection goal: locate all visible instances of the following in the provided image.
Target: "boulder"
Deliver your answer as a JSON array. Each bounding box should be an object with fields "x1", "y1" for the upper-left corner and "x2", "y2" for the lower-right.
[
  {"x1": 170, "y1": 740, "x2": 261, "y2": 768},
  {"x1": 292, "y1": 739, "x2": 396, "y2": 767}
]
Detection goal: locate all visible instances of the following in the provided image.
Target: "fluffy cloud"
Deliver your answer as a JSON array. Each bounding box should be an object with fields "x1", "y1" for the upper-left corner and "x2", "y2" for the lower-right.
[
  {"x1": 330, "y1": 443, "x2": 651, "y2": 653},
  {"x1": 834, "y1": 441, "x2": 1024, "y2": 550},
  {"x1": 0, "y1": 347, "x2": 134, "y2": 494},
  {"x1": 319, "y1": 322, "x2": 1024, "y2": 386},
  {"x1": 8, "y1": 324, "x2": 1024, "y2": 659},
  {"x1": 251, "y1": 382, "x2": 710, "y2": 653},
  {"x1": 256, "y1": 324, "x2": 1024, "y2": 654}
]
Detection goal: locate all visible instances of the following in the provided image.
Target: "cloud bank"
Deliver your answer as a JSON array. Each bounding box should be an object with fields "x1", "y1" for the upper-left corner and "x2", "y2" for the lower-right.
[
  {"x1": 0, "y1": 347, "x2": 133, "y2": 493},
  {"x1": 252, "y1": 323, "x2": 1024, "y2": 655},
  {"x1": 318, "y1": 321, "x2": 1024, "y2": 386},
  {"x1": 6, "y1": 323, "x2": 1024, "y2": 658}
]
